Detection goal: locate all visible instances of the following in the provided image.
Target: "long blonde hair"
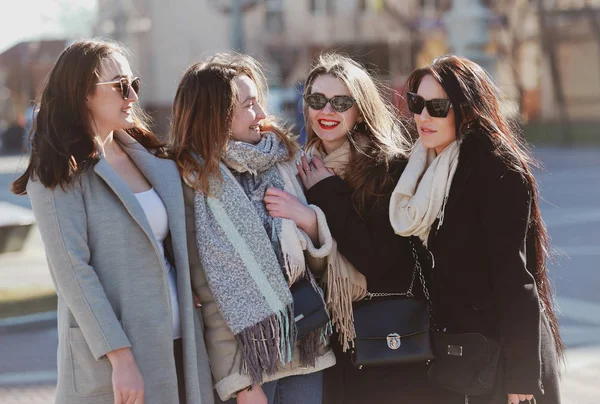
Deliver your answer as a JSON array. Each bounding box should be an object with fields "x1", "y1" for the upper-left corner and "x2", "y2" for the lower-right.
[
  {"x1": 304, "y1": 53, "x2": 411, "y2": 214},
  {"x1": 167, "y1": 53, "x2": 297, "y2": 195}
]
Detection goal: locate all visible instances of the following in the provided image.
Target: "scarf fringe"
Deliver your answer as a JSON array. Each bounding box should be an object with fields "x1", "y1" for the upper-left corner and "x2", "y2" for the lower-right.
[
  {"x1": 283, "y1": 252, "x2": 305, "y2": 286},
  {"x1": 323, "y1": 260, "x2": 367, "y2": 352},
  {"x1": 235, "y1": 306, "x2": 296, "y2": 384},
  {"x1": 298, "y1": 328, "x2": 324, "y2": 368}
]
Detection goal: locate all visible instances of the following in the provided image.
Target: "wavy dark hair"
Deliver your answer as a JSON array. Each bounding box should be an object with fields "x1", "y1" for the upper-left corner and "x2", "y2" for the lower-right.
[
  {"x1": 304, "y1": 53, "x2": 410, "y2": 215},
  {"x1": 167, "y1": 52, "x2": 297, "y2": 195},
  {"x1": 405, "y1": 54, "x2": 564, "y2": 360},
  {"x1": 12, "y1": 38, "x2": 163, "y2": 195}
]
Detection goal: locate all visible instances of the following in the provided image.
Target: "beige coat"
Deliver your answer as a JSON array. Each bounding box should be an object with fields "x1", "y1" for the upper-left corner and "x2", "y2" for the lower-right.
[
  {"x1": 27, "y1": 131, "x2": 213, "y2": 404},
  {"x1": 183, "y1": 161, "x2": 336, "y2": 401}
]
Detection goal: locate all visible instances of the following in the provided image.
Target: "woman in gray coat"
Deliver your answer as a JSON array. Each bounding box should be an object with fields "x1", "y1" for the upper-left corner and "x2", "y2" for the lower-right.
[{"x1": 11, "y1": 39, "x2": 213, "y2": 404}]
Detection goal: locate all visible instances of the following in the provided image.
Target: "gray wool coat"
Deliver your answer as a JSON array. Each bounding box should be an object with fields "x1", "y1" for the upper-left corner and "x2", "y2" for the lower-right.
[{"x1": 26, "y1": 131, "x2": 214, "y2": 404}]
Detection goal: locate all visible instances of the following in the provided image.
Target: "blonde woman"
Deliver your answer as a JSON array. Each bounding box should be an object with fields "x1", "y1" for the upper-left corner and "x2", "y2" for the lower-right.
[{"x1": 269, "y1": 53, "x2": 448, "y2": 403}]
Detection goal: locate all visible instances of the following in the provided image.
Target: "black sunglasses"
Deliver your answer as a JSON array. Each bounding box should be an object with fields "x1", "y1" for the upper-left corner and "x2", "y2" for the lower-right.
[
  {"x1": 96, "y1": 77, "x2": 141, "y2": 100},
  {"x1": 304, "y1": 93, "x2": 356, "y2": 113},
  {"x1": 407, "y1": 92, "x2": 452, "y2": 118}
]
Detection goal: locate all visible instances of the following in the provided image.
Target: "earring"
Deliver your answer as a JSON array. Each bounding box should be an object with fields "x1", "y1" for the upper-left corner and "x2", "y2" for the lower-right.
[
  {"x1": 352, "y1": 121, "x2": 368, "y2": 133},
  {"x1": 460, "y1": 119, "x2": 479, "y2": 135}
]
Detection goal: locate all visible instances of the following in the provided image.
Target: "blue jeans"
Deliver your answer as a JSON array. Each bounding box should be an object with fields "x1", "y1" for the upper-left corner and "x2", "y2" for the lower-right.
[
  {"x1": 217, "y1": 372, "x2": 323, "y2": 404},
  {"x1": 262, "y1": 372, "x2": 323, "y2": 404}
]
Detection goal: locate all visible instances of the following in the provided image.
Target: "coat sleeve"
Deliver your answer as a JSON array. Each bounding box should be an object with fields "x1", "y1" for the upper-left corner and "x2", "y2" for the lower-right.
[
  {"x1": 305, "y1": 176, "x2": 408, "y2": 282},
  {"x1": 477, "y1": 159, "x2": 544, "y2": 395},
  {"x1": 27, "y1": 178, "x2": 130, "y2": 360},
  {"x1": 182, "y1": 183, "x2": 252, "y2": 400}
]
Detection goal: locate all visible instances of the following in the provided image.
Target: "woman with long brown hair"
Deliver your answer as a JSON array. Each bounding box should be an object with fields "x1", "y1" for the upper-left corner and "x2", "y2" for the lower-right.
[
  {"x1": 390, "y1": 55, "x2": 563, "y2": 403},
  {"x1": 167, "y1": 53, "x2": 336, "y2": 404},
  {"x1": 265, "y1": 53, "x2": 449, "y2": 403},
  {"x1": 11, "y1": 39, "x2": 213, "y2": 404}
]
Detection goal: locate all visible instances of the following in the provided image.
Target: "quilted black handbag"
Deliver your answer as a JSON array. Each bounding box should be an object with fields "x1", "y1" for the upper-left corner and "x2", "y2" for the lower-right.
[
  {"x1": 350, "y1": 243, "x2": 434, "y2": 368},
  {"x1": 291, "y1": 277, "x2": 330, "y2": 339}
]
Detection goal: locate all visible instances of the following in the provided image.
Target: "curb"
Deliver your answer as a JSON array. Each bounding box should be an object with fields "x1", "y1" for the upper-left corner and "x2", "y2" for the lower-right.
[{"x1": 0, "y1": 311, "x2": 57, "y2": 333}]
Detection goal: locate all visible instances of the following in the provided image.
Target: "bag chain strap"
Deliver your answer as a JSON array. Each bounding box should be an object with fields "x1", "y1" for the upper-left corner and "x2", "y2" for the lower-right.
[
  {"x1": 409, "y1": 239, "x2": 438, "y2": 329},
  {"x1": 364, "y1": 252, "x2": 417, "y2": 300},
  {"x1": 364, "y1": 241, "x2": 430, "y2": 301}
]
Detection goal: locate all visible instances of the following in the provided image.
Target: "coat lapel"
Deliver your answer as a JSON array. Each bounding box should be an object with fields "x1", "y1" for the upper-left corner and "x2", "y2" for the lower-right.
[
  {"x1": 93, "y1": 157, "x2": 162, "y2": 256},
  {"x1": 114, "y1": 131, "x2": 187, "y2": 265},
  {"x1": 444, "y1": 151, "x2": 474, "y2": 213}
]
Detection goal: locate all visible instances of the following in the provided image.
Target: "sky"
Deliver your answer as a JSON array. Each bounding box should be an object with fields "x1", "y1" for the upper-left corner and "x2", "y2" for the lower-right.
[{"x1": 0, "y1": 0, "x2": 97, "y2": 54}]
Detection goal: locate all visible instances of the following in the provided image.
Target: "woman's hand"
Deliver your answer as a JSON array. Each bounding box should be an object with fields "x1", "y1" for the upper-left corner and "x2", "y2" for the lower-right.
[
  {"x1": 236, "y1": 384, "x2": 267, "y2": 404},
  {"x1": 507, "y1": 393, "x2": 534, "y2": 404},
  {"x1": 106, "y1": 347, "x2": 144, "y2": 404},
  {"x1": 297, "y1": 155, "x2": 334, "y2": 191},
  {"x1": 264, "y1": 187, "x2": 319, "y2": 243}
]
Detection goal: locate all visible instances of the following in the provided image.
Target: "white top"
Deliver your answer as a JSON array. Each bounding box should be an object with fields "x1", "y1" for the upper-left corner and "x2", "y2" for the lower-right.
[{"x1": 135, "y1": 188, "x2": 181, "y2": 339}]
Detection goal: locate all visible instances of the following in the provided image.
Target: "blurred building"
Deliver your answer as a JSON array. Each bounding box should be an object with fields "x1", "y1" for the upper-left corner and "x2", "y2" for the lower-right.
[
  {"x1": 91, "y1": 0, "x2": 600, "y2": 131},
  {"x1": 0, "y1": 40, "x2": 68, "y2": 124},
  {"x1": 94, "y1": 0, "x2": 459, "y2": 132},
  {"x1": 487, "y1": 0, "x2": 600, "y2": 123}
]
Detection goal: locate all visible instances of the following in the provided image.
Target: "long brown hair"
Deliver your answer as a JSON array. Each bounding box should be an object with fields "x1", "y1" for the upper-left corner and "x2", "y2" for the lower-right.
[
  {"x1": 304, "y1": 53, "x2": 410, "y2": 215},
  {"x1": 405, "y1": 55, "x2": 564, "y2": 360},
  {"x1": 167, "y1": 52, "x2": 297, "y2": 195},
  {"x1": 11, "y1": 39, "x2": 163, "y2": 195}
]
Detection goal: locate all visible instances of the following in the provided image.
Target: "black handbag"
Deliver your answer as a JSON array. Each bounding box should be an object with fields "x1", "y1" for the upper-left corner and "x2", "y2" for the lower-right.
[
  {"x1": 419, "y1": 242, "x2": 503, "y2": 396},
  {"x1": 427, "y1": 331, "x2": 503, "y2": 396},
  {"x1": 350, "y1": 243, "x2": 434, "y2": 368},
  {"x1": 291, "y1": 277, "x2": 330, "y2": 339}
]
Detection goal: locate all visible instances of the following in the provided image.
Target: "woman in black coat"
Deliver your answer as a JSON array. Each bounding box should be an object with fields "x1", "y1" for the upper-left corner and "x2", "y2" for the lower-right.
[
  {"x1": 265, "y1": 53, "x2": 449, "y2": 403},
  {"x1": 389, "y1": 55, "x2": 563, "y2": 404}
]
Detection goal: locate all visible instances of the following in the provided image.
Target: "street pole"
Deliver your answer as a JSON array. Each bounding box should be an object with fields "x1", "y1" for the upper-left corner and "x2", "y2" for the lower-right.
[
  {"x1": 231, "y1": 0, "x2": 245, "y2": 52},
  {"x1": 537, "y1": 0, "x2": 572, "y2": 145}
]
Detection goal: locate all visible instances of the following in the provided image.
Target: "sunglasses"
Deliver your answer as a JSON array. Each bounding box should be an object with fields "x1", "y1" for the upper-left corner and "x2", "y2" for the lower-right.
[
  {"x1": 407, "y1": 92, "x2": 452, "y2": 118},
  {"x1": 304, "y1": 93, "x2": 356, "y2": 113},
  {"x1": 96, "y1": 77, "x2": 141, "y2": 100}
]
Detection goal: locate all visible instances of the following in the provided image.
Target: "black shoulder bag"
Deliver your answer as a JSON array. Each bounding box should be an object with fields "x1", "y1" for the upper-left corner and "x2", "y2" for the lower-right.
[
  {"x1": 350, "y1": 243, "x2": 434, "y2": 368},
  {"x1": 423, "y1": 253, "x2": 503, "y2": 396}
]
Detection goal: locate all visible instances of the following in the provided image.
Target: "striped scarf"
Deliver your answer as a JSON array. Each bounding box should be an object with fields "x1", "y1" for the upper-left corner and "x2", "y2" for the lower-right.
[{"x1": 193, "y1": 134, "x2": 329, "y2": 383}]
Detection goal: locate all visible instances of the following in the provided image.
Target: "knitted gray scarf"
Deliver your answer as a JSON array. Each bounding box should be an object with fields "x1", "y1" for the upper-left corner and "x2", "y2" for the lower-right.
[{"x1": 193, "y1": 134, "x2": 324, "y2": 383}]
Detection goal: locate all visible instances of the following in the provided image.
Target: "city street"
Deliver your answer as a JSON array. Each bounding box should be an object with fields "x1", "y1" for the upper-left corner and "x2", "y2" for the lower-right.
[{"x1": 0, "y1": 147, "x2": 599, "y2": 403}]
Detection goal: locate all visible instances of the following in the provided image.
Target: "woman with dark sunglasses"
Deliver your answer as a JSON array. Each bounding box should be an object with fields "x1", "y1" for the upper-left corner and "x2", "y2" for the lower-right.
[
  {"x1": 390, "y1": 55, "x2": 563, "y2": 404},
  {"x1": 11, "y1": 39, "x2": 213, "y2": 404},
  {"x1": 265, "y1": 53, "x2": 449, "y2": 403}
]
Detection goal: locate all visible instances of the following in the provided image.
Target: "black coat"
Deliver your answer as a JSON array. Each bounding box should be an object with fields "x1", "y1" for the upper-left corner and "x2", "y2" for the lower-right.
[
  {"x1": 422, "y1": 133, "x2": 561, "y2": 404},
  {"x1": 307, "y1": 161, "x2": 449, "y2": 403}
]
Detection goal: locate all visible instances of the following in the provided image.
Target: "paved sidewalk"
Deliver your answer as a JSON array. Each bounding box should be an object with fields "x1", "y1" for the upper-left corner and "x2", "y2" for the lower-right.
[
  {"x1": 0, "y1": 385, "x2": 55, "y2": 404},
  {"x1": 0, "y1": 346, "x2": 599, "y2": 403}
]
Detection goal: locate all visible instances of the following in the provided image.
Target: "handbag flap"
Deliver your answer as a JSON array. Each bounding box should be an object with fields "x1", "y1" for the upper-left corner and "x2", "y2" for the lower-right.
[
  {"x1": 291, "y1": 278, "x2": 325, "y2": 318},
  {"x1": 353, "y1": 297, "x2": 430, "y2": 339},
  {"x1": 432, "y1": 332, "x2": 499, "y2": 360}
]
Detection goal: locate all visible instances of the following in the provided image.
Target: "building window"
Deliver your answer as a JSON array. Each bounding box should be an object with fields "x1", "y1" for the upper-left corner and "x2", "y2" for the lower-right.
[
  {"x1": 310, "y1": 0, "x2": 334, "y2": 15},
  {"x1": 266, "y1": 0, "x2": 284, "y2": 33}
]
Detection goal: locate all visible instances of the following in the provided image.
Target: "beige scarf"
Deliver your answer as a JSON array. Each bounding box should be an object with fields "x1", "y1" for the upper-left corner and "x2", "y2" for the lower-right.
[
  {"x1": 389, "y1": 139, "x2": 460, "y2": 245},
  {"x1": 305, "y1": 139, "x2": 368, "y2": 352}
]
